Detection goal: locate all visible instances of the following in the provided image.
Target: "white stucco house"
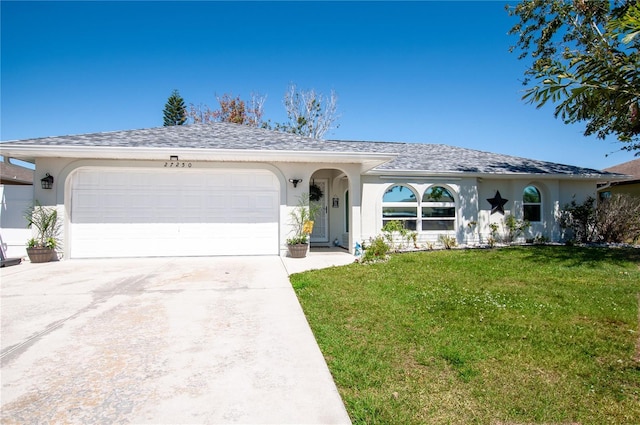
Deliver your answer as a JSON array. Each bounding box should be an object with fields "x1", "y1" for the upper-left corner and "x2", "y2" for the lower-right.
[{"x1": 0, "y1": 122, "x2": 622, "y2": 259}]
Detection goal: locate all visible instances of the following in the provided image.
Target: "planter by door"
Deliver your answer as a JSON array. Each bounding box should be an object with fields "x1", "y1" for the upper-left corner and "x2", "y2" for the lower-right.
[
  {"x1": 287, "y1": 243, "x2": 309, "y2": 258},
  {"x1": 26, "y1": 247, "x2": 55, "y2": 263}
]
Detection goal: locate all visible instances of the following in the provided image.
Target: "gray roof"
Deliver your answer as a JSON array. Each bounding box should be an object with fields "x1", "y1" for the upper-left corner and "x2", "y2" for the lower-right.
[
  {"x1": 330, "y1": 139, "x2": 614, "y2": 176},
  {"x1": 0, "y1": 122, "x2": 618, "y2": 177}
]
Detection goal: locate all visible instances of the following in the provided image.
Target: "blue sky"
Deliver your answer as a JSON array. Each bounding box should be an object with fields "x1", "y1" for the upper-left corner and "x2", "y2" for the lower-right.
[{"x1": 1, "y1": 1, "x2": 637, "y2": 170}]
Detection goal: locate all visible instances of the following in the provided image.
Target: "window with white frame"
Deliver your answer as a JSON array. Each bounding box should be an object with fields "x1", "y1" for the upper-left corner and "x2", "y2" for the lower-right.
[
  {"x1": 523, "y1": 185, "x2": 542, "y2": 222},
  {"x1": 422, "y1": 186, "x2": 456, "y2": 231},
  {"x1": 382, "y1": 185, "x2": 418, "y2": 230}
]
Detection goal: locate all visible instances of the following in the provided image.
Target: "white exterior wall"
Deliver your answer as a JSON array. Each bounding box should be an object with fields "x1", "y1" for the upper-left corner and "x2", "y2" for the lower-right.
[
  {"x1": 331, "y1": 174, "x2": 351, "y2": 247},
  {"x1": 360, "y1": 174, "x2": 600, "y2": 247},
  {"x1": 32, "y1": 156, "x2": 601, "y2": 258},
  {"x1": 0, "y1": 184, "x2": 34, "y2": 258},
  {"x1": 34, "y1": 158, "x2": 364, "y2": 258},
  {"x1": 456, "y1": 177, "x2": 480, "y2": 244},
  {"x1": 360, "y1": 175, "x2": 386, "y2": 244},
  {"x1": 477, "y1": 179, "x2": 515, "y2": 244}
]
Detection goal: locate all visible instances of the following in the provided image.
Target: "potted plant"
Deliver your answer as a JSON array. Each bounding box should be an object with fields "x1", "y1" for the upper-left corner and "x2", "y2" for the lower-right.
[
  {"x1": 286, "y1": 193, "x2": 320, "y2": 258},
  {"x1": 24, "y1": 202, "x2": 61, "y2": 263}
]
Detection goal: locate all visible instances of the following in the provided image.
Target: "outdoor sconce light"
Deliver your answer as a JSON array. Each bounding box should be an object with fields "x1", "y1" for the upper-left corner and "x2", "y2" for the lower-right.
[
  {"x1": 170, "y1": 155, "x2": 179, "y2": 161},
  {"x1": 40, "y1": 173, "x2": 54, "y2": 190},
  {"x1": 288, "y1": 178, "x2": 302, "y2": 188}
]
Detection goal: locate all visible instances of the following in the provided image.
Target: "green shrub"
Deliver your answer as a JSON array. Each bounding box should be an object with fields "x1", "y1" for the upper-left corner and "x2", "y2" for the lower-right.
[
  {"x1": 559, "y1": 194, "x2": 640, "y2": 243},
  {"x1": 438, "y1": 234, "x2": 457, "y2": 249},
  {"x1": 381, "y1": 220, "x2": 416, "y2": 251},
  {"x1": 597, "y1": 194, "x2": 640, "y2": 243},
  {"x1": 558, "y1": 196, "x2": 597, "y2": 243},
  {"x1": 503, "y1": 214, "x2": 530, "y2": 243},
  {"x1": 361, "y1": 235, "x2": 391, "y2": 263},
  {"x1": 488, "y1": 223, "x2": 500, "y2": 248}
]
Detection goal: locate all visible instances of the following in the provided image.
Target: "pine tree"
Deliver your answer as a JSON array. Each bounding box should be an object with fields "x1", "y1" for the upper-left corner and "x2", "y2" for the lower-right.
[{"x1": 163, "y1": 90, "x2": 187, "y2": 126}]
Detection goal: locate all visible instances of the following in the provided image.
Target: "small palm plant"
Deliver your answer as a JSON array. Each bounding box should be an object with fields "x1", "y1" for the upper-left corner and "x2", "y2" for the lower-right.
[
  {"x1": 287, "y1": 193, "x2": 320, "y2": 246},
  {"x1": 25, "y1": 202, "x2": 61, "y2": 249}
]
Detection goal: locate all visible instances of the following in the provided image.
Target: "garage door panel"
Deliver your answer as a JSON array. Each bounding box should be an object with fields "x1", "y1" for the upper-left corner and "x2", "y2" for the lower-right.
[
  {"x1": 71, "y1": 168, "x2": 280, "y2": 258},
  {"x1": 231, "y1": 174, "x2": 251, "y2": 187},
  {"x1": 231, "y1": 194, "x2": 252, "y2": 209},
  {"x1": 73, "y1": 222, "x2": 277, "y2": 257},
  {"x1": 255, "y1": 194, "x2": 277, "y2": 209}
]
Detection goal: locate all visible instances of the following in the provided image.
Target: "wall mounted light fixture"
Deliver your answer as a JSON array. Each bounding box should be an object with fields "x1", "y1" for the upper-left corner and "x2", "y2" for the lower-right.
[
  {"x1": 40, "y1": 173, "x2": 54, "y2": 190},
  {"x1": 170, "y1": 155, "x2": 179, "y2": 161},
  {"x1": 288, "y1": 178, "x2": 302, "y2": 188}
]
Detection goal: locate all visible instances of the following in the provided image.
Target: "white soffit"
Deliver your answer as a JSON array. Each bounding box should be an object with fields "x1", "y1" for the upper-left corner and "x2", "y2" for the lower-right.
[{"x1": 0, "y1": 145, "x2": 396, "y2": 170}]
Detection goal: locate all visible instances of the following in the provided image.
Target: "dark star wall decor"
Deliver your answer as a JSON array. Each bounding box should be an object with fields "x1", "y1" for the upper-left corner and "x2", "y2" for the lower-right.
[{"x1": 487, "y1": 190, "x2": 508, "y2": 215}]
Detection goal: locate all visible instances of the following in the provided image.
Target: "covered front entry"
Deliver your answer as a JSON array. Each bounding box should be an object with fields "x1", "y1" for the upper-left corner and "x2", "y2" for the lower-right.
[
  {"x1": 69, "y1": 167, "x2": 280, "y2": 258},
  {"x1": 309, "y1": 169, "x2": 351, "y2": 249}
]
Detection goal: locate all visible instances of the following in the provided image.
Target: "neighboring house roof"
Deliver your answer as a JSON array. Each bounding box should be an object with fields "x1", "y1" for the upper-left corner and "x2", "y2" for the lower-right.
[
  {"x1": 601, "y1": 158, "x2": 640, "y2": 188},
  {"x1": 0, "y1": 159, "x2": 34, "y2": 185},
  {"x1": 603, "y1": 158, "x2": 640, "y2": 179},
  {"x1": 0, "y1": 122, "x2": 622, "y2": 178}
]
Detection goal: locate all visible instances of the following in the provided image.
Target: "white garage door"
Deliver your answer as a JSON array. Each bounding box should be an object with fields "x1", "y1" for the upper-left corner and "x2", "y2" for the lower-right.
[{"x1": 70, "y1": 168, "x2": 280, "y2": 258}]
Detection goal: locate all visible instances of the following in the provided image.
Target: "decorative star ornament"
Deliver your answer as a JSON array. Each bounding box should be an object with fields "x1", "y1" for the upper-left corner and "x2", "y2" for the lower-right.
[{"x1": 487, "y1": 190, "x2": 508, "y2": 215}]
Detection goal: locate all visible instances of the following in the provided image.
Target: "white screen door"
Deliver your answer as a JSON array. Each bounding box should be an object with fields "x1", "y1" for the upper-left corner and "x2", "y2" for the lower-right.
[{"x1": 310, "y1": 179, "x2": 329, "y2": 243}]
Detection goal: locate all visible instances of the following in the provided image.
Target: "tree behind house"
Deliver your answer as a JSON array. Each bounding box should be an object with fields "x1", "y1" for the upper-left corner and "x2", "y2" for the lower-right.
[
  {"x1": 185, "y1": 84, "x2": 340, "y2": 139},
  {"x1": 275, "y1": 83, "x2": 339, "y2": 139},
  {"x1": 187, "y1": 93, "x2": 266, "y2": 126},
  {"x1": 163, "y1": 89, "x2": 187, "y2": 126}
]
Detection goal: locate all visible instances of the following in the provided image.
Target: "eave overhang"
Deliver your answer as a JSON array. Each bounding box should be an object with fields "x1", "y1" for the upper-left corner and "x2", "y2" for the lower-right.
[
  {"x1": 0, "y1": 145, "x2": 397, "y2": 173},
  {"x1": 367, "y1": 168, "x2": 627, "y2": 181}
]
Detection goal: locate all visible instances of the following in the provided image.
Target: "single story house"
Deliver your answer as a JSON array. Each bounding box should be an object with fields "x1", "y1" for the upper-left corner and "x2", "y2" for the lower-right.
[{"x1": 0, "y1": 122, "x2": 623, "y2": 259}]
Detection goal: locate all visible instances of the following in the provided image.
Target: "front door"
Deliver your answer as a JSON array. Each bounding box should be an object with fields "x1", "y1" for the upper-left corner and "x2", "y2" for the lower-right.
[{"x1": 310, "y1": 179, "x2": 329, "y2": 243}]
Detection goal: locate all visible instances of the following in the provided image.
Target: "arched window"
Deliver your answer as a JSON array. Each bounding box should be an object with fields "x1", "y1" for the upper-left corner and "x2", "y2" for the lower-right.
[
  {"x1": 523, "y1": 186, "x2": 541, "y2": 222},
  {"x1": 382, "y1": 185, "x2": 417, "y2": 230},
  {"x1": 422, "y1": 186, "x2": 456, "y2": 231}
]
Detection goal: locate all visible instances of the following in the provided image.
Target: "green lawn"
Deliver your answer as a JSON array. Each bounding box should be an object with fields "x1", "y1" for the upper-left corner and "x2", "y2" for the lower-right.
[{"x1": 291, "y1": 246, "x2": 640, "y2": 424}]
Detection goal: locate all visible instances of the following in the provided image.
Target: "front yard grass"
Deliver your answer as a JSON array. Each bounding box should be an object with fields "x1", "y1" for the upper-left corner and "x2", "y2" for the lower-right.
[{"x1": 291, "y1": 246, "x2": 640, "y2": 424}]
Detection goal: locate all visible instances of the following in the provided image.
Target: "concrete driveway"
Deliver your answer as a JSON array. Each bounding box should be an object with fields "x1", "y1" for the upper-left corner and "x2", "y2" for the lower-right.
[{"x1": 1, "y1": 253, "x2": 354, "y2": 424}]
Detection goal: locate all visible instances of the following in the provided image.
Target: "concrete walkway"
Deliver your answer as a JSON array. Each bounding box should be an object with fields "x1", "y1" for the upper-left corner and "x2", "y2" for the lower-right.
[{"x1": 1, "y1": 251, "x2": 355, "y2": 424}]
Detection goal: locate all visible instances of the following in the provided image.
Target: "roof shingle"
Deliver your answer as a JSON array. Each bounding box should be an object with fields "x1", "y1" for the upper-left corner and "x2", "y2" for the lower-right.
[
  {"x1": 0, "y1": 122, "x2": 617, "y2": 177},
  {"x1": 0, "y1": 160, "x2": 34, "y2": 185}
]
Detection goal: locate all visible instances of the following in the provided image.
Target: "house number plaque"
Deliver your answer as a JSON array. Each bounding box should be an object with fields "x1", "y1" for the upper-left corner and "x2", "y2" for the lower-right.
[{"x1": 163, "y1": 162, "x2": 193, "y2": 168}]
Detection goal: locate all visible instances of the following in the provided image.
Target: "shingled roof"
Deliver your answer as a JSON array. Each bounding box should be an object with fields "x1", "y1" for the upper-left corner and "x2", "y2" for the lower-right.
[
  {"x1": 331, "y1": 140, "x2": 614, "y2": 176},
  {"x1": 0, "y1": 122, "x2": 618, "y2": 177},
  {"x1": 0, "y1": 159, "x2": 34, "y2": 185},
  {"x1": 604, "y1": 158, "x2": 640, "y2": 180}
]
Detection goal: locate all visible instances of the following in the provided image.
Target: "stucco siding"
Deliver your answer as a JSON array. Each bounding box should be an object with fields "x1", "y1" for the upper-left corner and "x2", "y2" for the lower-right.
[
  {"x1": 605, "y1": 182, "x2": 640, "y2": 198},
  {"x1": 33, "y1": 157, "x2": 367, "y2": 257},
  {"x1": 0, "y1": 184, "x2": 34, "y2": 258},
  {"x1": 360, "y1": 176, "x2": 599, "y2": 247}
]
